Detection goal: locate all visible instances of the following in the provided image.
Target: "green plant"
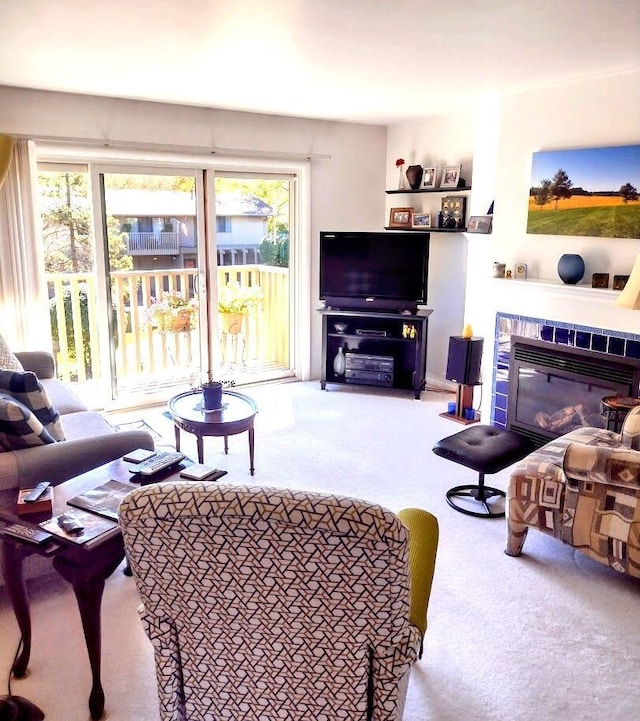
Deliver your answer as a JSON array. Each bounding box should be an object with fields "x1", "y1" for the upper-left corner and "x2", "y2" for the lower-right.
[
  {"x1": 218, "y1": 281, "x2": 263, "y2": 315},
  {"x1": 145, "y1": 290, "x2": 197, "y2": 331}
]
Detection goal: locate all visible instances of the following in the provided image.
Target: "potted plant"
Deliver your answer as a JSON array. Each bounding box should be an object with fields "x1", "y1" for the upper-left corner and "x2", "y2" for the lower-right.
[
  {"x1": 146, "y1": 290, "x2": 197, "y2": 333},
  {"x1": 201, "y1": 370, "x2": 235, "y2": 410},
  {"x1": 218, "y1": 281, "x2": 263, "y2": 334}
]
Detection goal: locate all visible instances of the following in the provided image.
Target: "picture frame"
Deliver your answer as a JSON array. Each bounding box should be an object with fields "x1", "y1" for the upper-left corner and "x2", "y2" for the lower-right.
[
  {"x1": 421, "y1": 166, "x2": 437, "y2": 189},
  {"x1": 514, "y1": 262, "x2": 528, "y2": 280},
  {"x1": 440, "y1": 165, "x2": 461, "y2": 188},
  {"x1": 411, "y1": 212, "x2": 431, "y2": 228},
  {"x1": 466, "y1": 215, "x2": 493, "y2": 234},
  {"x1": 613, "y1": 274, "x2": 629, "y2": 291},
  {"x1": 591, "y1": 273, "x2": 609, "y2": 289},
  {"x1": 388, "y1": 207, "x2": 413, "y2": 228}
]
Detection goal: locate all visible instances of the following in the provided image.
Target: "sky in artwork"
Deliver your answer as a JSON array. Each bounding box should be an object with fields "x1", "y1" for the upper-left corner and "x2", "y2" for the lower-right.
[{"x1": 530, "y1": 144, "x2": 640, "y2": 192}]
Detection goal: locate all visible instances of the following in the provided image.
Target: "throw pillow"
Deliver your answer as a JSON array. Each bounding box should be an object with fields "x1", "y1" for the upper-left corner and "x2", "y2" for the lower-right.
[
  {"x1": 0, "y1": 369, "x2": 65, "y2": 441},
  {"x1": 0, "y1": 393, "x2": 56, "y2": 451},
  {"x1": 0, "y1": 334, "x2": 23, "y2": 371}
]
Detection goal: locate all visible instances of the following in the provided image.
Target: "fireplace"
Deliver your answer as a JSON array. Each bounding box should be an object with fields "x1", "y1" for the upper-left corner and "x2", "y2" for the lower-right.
[{"x1": 506, "y1": 336, "x2": 640, "y2": 446}]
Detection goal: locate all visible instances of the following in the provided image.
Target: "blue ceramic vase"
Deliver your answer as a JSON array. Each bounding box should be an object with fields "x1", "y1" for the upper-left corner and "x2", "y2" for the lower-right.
[{"x1": 557, "y1": 254, "x2": 585, "y2": 285}]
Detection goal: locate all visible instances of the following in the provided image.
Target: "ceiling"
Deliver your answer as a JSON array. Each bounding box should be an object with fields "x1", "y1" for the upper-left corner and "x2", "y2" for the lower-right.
[{"x1": 1, "y1": 0, "x2": 639, "y2": 125}]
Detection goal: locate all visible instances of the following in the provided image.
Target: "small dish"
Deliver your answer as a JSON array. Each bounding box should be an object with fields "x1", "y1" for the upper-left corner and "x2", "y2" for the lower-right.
[{"x1": 334, "y1": 323, "x2": 348, "y2": 334}]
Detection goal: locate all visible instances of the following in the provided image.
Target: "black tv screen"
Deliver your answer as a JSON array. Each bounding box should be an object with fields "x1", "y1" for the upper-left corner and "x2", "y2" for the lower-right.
[{"x1": 319, "y1": 231, "x2": 430, "y2": 311}]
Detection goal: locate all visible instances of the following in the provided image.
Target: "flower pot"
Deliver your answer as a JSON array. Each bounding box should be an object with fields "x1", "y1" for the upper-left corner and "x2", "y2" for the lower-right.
[
  {"x1": 202, "y1": 382, "x2": 223, "y2": 410},
  {"x1": 156, "y1": 309, "x2": 194, "y2": 332},
  {"x1": 557, "y1": 254, "x2": 585, "y2": 285},
  {"x1": 221, "y1": 313, "x2": 244, "y2": 334}
]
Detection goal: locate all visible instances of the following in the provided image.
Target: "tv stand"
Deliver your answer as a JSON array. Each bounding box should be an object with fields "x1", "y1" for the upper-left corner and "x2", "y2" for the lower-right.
[{"x1": 319, "y1": 307, "x2": 432, "y2": 399}]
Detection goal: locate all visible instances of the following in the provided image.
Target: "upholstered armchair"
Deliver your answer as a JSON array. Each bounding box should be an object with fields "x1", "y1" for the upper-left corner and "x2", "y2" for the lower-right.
[
  {"x1": 506, "y1": 406, "x2": 640, "y2": 579},
  {"x1": 119, "y1": 482, "x2": 439, "y2": 721}
]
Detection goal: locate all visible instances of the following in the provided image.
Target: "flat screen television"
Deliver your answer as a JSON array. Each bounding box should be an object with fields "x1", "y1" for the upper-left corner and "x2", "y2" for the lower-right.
[{"x1": 319, "y1": 231, "x2": 430, "y2": 312}]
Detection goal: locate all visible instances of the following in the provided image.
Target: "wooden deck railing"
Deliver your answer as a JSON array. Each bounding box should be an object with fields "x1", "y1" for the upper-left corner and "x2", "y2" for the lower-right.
[{"x1": 47, "y1": 266, "x2": 289, "y2": 387}]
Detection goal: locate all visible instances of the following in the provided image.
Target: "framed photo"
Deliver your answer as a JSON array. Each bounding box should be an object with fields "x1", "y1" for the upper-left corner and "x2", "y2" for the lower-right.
[
  {"x1": 440, "y1": 196, "x2": 466, "y2": 229},
  {"x1": 591, "y1": 273, "x2": 609, "y2": 289},
  {"x1": 440, "y1": 165, "x2": 461, "y2": 188},
  {"x1": 466, "y1": 215, "x2": 493, "y2": 234},
  {"x1": 421, "y1": 166, "x2": 437, "y2": 189},
  {"x1": 412, "y1": 212, "x2": 431, "y2": 228},
  {"x1": 515, "y1": 262, "x2": 528, "y2": 280},
  {"x1": 388, "y1": 207, "x2": 413, "y2": 228},
  {"x1": 613, "y1": 274, "x2": 629, "y2": 291}
]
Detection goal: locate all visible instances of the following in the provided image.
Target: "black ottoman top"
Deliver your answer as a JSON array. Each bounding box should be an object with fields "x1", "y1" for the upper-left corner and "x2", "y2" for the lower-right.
[{"x1": 433, "y1": 425, "x2": 534, "y2": 475}]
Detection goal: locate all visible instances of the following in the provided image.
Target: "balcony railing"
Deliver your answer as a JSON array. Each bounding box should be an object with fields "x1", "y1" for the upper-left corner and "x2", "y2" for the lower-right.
[
  {"x1": 125, "y1": 232, "x2": 180, "y2": 255},
  {"x1": 47, "y1": 265, "x2": 289, "y2": 397}
]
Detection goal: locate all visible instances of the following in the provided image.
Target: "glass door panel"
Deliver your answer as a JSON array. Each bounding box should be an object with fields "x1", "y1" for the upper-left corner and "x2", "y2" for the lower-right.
[
  {"x1": 98, "y1": 170, "x2": 204, "y2": 405},
  {"x1": 213, "y1": 175, "x2": 293, "y2": 383}
]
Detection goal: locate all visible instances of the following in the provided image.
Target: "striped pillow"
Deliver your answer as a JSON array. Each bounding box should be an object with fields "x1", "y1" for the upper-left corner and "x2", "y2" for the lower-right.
[
  {"x1": 0, "y1": 393, "x2": 55, "y2": 450},
  {"x1": 0, "y1": 369, "x2": 65, "y2": 441}
]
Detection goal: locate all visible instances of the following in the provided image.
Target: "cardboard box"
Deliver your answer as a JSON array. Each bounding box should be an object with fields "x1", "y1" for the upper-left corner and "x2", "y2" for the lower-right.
[{"x1": 16, "y1": 486, "x2": 54, "y2": 516}]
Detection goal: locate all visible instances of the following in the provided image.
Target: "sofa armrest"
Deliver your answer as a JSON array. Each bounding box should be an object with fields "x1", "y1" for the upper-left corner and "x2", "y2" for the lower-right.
[
  {"x1": 14, "y1": 351, "x2": 56, "y2": 379},
  {"x1": 3, "y1": 429, "x2": 154, "y2": 491},
  {"x1": 397, "y1": 508, "x2": 439, "y2": 649},
  {"x1": 563, "y1": 442, "x2": 640, "y2": 489}
]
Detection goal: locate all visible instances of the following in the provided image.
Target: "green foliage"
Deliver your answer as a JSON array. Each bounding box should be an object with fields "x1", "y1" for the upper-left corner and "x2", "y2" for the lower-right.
[
  {"x1": 550, "y1": 169, "x2": 573, "y2": 209},
  {"x1": 620, "y1": 183, "x2": 639, "y2": 204},
  {"x1": 260, "y1": 230, "x2": 289, "y2": 267},
  {"x1": 527, "y1": 204, "x2": 640, "y2": 238},
  {"x1": 532, "y1": 179, "x2": 552, "y2": 209},
  {"x1": 49, "y1": 285, "x2": 93, "y2": 378},
  {"x1": 218, "y1": 281, "x2": 263, "y2": 315}
]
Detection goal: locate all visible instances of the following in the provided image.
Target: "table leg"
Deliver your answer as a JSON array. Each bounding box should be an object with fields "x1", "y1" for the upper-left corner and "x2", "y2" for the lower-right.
[
  {"x1": 224, "y1": 436, "x2": 229, "y2": 455},
  {"x1": 196, "y1": 435, "x2": 204, "y2": 464},
  {"x1": 53, "y1": 550, "x2": 124, "y2": 720},
  {"x1": 248, "y1": 427, "x2": 255, "y2": 476},
  {"x1": 174, "y1": 424, "x2": 181, "y2": 453},
  {"x1": 0, "y1": 540, "x2": 32, "y2": 678}
]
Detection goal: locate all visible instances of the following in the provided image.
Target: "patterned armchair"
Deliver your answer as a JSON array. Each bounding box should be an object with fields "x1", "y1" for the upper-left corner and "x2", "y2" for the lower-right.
[
  {"x1": 119, "y1": 482, "x2": 439, "y2": 721},
  {"x1": 506, "y1": 406, "x2": 640, "y2": 579}
]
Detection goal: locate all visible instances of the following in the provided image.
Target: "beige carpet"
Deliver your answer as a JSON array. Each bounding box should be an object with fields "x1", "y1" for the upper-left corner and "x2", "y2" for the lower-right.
[{"x1": 1, "y1": 380, "x2": 639, "y2": 720}]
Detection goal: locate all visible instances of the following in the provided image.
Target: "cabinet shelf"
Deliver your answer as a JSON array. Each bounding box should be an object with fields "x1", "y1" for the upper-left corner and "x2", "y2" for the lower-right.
[{"x1": 386, "y1": 186, "x2": 471, "y2": 194}]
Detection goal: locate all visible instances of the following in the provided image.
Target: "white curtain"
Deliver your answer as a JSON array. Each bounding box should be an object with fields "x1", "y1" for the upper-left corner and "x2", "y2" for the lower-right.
[{"x1": 0, "y1": 139, "x2": 50, "y2": 350}]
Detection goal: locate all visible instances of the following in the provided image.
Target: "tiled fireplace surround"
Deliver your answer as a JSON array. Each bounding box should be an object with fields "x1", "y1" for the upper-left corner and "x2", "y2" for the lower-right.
[{"x1": 491, "y1": 312, "x2": 640, "y2": 430}]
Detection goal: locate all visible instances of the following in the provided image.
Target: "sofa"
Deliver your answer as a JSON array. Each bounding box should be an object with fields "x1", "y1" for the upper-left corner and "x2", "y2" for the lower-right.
[
  {"x1": 0, "y1": 350, "x2": 155, "y2": 509},
  {"x1": 506, "y1": 406, "x2": 640, "y2": 579}
]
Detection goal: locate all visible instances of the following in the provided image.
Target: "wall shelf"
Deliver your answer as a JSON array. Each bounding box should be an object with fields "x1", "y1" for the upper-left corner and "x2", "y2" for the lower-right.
[
  {"x1": 386, "y1": 186, "x2": 472, "y2": 194},
  {"x1": 384, "y1": 226, "x2": 466, "y2": 233}
]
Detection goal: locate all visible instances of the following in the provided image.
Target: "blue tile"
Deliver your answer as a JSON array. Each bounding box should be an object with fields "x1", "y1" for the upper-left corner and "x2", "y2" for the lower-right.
[
  {"x1": 540, "y1": 325, "x2": 554, "y2": 341},
  {"x1": 592, "y1": 334, "x2": 607, "y2": 352},
  {"x1": 554, "y1": 328, "x2": 571, "y2": 344},
  {"x1": 494, "y1": 407, "x2": 507, "y2": 426},
  {"x1": 626, "y1": 340, "x2": 640, "y2": 359},
  {"x1": 575, "y1": 331, "x2": 591, "y2": 349},
  {"x1": 495, "y1": 380, "x2": 509, "y2": 396},
  {"x1": 608, "y1": 336, "x2": 625, "y2": 356}
]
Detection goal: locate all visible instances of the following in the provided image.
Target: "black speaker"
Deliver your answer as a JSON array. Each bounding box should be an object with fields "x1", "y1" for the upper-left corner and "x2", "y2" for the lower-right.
[{"x1": 446, "y1": 336, "x2": 483, "y2": 386}]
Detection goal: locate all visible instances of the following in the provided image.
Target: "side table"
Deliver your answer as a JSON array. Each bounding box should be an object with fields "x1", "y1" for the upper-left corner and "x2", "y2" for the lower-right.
[{"x1": 601, "y1": 396, "x2": 640, "y2": 433}]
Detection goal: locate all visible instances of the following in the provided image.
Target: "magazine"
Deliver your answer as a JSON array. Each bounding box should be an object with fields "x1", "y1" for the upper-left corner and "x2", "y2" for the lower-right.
[
  {"x1": 40, "y1": 508, "x2": 117, "y2": 545},
  {"x1": 66, "y1": 479, "x2": 134, "y2": 521}
]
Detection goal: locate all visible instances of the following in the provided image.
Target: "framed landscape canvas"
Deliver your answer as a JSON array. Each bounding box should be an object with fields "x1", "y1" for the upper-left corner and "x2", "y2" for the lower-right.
[{"x1": 527, "y1": 144, "x2": 640, "y2": 238}]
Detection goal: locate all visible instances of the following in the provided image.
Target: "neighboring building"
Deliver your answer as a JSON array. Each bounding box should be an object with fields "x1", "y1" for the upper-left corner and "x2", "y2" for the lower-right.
[{"x1": 106, "y1": 189, "x2": 273, "y2": 269}]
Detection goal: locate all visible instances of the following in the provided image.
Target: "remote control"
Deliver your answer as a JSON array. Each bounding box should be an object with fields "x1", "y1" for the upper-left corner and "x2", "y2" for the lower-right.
[
  {"x1": 130, "y1": 450, "x2": 186, "y2": 477},
  {"x1": 2, "y1": 523, "x2": 54, "y2": 546},
  {"x1": 22, "y1": 481, "x2": 51, "y2": 503}
]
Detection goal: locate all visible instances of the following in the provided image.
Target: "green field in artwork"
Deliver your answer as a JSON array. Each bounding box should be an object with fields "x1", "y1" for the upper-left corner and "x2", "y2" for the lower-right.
[{"x1": 527, "y1": 200, "x2": 640, "y2": 237}]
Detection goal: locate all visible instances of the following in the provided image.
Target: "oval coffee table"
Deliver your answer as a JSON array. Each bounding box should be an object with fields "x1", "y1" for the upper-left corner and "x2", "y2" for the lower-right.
[{"x1": 168, "y1": 389, "x2": 257, "y2": 475}]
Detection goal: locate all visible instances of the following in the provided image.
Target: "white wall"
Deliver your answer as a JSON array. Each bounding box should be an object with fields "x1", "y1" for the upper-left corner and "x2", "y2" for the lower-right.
[
  {"x1": 386, "y1": 113, "x2": 475, "y2": 388},
  {"x1": 0, "y1": 85, "x2": 388, "y2": 380},
  {"x1": 388, "y1": 70, "x2": 640, "y2": 409}
]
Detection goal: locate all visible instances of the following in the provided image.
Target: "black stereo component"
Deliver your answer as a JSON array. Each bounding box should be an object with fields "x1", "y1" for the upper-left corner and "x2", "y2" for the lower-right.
[
  {"x1": 446, "y1": 336, "x2": 483, "y2": 386},
  {"x1": 345, "y1": 353, "x2": 394, "y2": 387},
  {"x1": 355, "y1": 329, "x2": 387, "y2": 337}
]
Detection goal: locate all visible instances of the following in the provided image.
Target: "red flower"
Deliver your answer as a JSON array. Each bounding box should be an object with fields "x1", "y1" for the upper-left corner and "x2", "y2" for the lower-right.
[{"x1": 395, "y1": 158, "x2": 405, "y2": 167}]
